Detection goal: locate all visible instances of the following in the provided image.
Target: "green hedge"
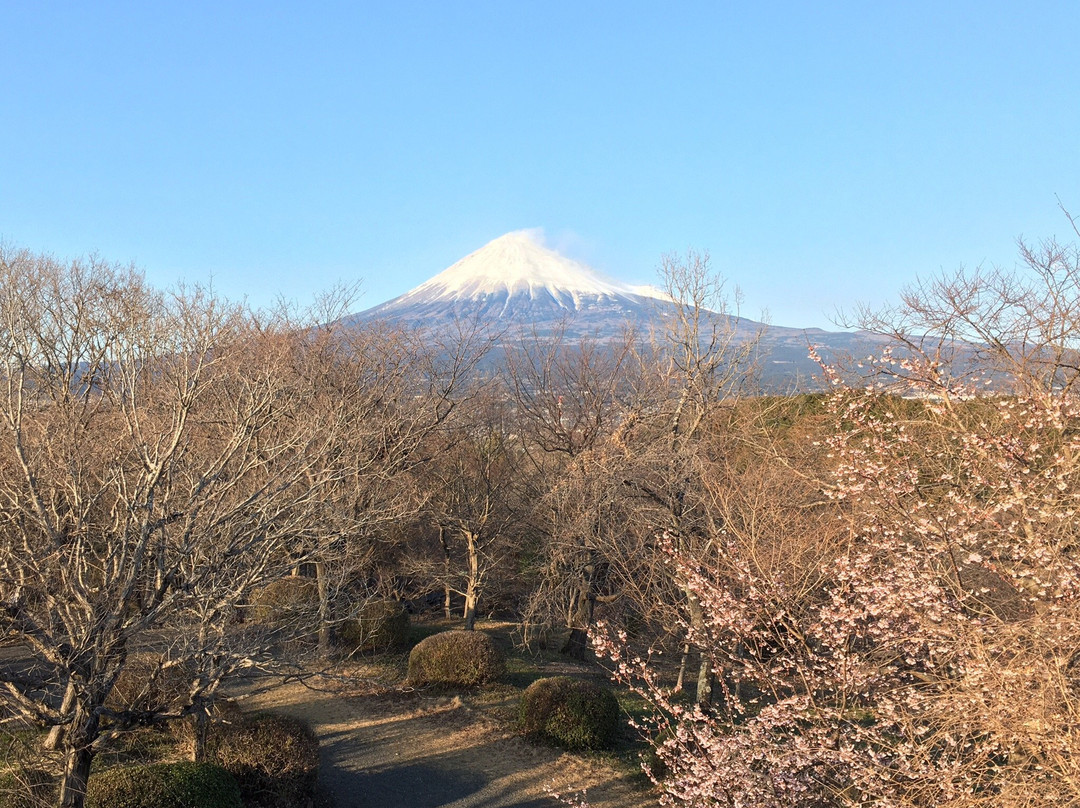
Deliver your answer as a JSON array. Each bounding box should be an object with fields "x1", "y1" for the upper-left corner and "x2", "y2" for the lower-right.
[
  {"x1": 519, "y1": 676, "x2": 620, "y2": 750},
  {"x1": 85, "y1": 762, "x2": 241, "y2": 808},
  {"x1": 406, "y1": 630, "x2": 504, "y2": 687}
]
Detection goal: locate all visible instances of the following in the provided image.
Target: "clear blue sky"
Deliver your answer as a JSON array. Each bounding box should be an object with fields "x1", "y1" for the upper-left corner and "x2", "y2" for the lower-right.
[{"x1": 2, "y1": 1, "x2": 1078, "y2": 329}]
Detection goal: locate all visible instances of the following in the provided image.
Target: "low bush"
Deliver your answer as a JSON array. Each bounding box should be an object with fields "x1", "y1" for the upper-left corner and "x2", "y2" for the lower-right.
[
  {"x1": 640, "y1": 726, "x2": 673, "y2": 780},
  {"x1": 107, "y1": 653, "x2": 195, "y2": 714},
  {"x1": 249, "y1": 576, "x2": 318, "y2": 625},
  {"x1": 167, "y1": 699, "x2": 246, "y2": 754},
  {"x1": 406, "y1": 630, "x2": 505, "y2": 687},
  {"x1": 0, "y1": 726, "x2": 47, "y2": 768},
  {"x1": 208, "y1": 714, "x2": 319, "y2": 808},
  {"x1": 337, "y1": 599, "x2": 410, "y2": 653},
  {"x1": 0, "y1": 767, "x2": 55, "y2": 808},
  {"x1": 0, "y1": 725, "x2": 54, "y2": 808},
  {"x1": 519, "y1": 676, "x2": 620, "y2": 750},
  {"x1": 85, "y1": 761, "x2": 241, "y2": 808}
]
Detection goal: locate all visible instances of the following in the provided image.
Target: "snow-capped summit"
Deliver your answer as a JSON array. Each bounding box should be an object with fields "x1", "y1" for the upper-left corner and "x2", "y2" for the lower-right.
[
  {"x1": 356, "y1": 230, "x2": 670, "y2": 329},
  {"x1": 345, "y1": 230, "x2": 881, "y2": 389},
  {"x1": 388, "y1": 230, "x2": 667, "y2": 311}
]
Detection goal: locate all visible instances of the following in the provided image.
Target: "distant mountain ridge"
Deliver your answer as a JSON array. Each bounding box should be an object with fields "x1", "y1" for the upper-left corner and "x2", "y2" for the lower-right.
[{"x1": 348, "y1": 231, "x2": 884, "y2": 389}]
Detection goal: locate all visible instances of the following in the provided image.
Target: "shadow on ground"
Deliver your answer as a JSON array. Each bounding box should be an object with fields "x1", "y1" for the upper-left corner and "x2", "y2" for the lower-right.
[{"x1": 238, "y1": 678, "x2": 652, "y2": 808}]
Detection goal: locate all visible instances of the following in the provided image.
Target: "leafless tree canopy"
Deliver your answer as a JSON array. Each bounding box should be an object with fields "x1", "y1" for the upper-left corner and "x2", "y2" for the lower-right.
[
  {"x1": 0, "y1": 249, "x2": 495, "y2": 806},
  {"x1": 7, "y1": 229, "x2": 1080, "y2": 807}
]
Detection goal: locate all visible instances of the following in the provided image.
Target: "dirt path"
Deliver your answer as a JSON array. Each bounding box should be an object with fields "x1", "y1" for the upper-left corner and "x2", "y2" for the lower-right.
[{"x1": 239, "y1": 677, "x2": 655, "y2": 808}]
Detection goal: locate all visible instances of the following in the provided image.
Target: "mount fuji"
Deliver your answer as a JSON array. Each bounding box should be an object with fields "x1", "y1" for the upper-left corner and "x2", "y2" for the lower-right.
[
  {"x1": 349, "y1": 230, "x2": 881, "y2": 388},
  {"x1": 356, "y1": 230, "x2": 678, "y2": 338}
]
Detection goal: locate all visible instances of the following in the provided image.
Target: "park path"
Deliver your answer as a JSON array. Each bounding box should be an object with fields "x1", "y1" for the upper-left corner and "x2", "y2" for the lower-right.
[{"x1": 239, "y1": 676, "x2": 656, "y2": 808}]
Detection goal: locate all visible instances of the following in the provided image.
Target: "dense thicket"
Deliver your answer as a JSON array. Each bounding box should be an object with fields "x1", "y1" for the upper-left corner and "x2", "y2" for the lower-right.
[
  {"x1": 591, "y1": 233, "x2": 1080, "y2": 806},
  {"x1": 0, "y1": 247, "x2": 485, "y2": 807}
]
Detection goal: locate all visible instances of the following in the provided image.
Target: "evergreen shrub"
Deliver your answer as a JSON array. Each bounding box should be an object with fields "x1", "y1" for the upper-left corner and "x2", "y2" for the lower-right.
[
  {"x1": 250, "y1": 577, "x2": 318, "y2": 625},
  {"x1": 337, "y1": 599, "x2": 410, "y2": 653},
  {"x1": 519, "y1": 676, "x2": 620, "y2": 750},
  {"x1": 406, "y1": 630, "x2": 504, "y2": 687},
  {"x1": 107, "y1": 653, "x2": 195, "y2": 713},
  {"x1": 85, "y1": 762, "x2": 241, "y2": 808},
  {"x1": 208, "y1": 714, "x2": 319, "y2": 808},
  {"x1": 0, "y1": 767, "x2": 54, "y2": 808}
]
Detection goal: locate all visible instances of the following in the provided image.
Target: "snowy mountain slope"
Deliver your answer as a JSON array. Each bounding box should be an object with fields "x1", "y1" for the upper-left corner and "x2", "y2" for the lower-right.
[
  {"x1": 404, "y1": 229, "x2": 669, "y2": 304},
  {"x1": 361, "y1": 230, "x2": 670, "y2": 323},
  {"x1": 346, "y1": 230, "x2": 883, "y2": 389},
  {"x1": 349, "y1": 230, "x2": 687, "y2": 344}
]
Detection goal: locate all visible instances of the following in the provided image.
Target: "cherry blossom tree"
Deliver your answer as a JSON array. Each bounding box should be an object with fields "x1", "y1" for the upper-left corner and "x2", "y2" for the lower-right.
[{"x1": 592, "y1": 231, "x2": 1080, "y2": 807}]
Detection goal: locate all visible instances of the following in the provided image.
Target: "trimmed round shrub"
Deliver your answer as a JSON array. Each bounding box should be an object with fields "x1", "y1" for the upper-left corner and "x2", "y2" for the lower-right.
[
  {"x1": 167, "y1": 699, "x2": 246, "y2": 752},
  {"x1": 208, "y1": 714, "x2": 319, "y2": 808},
  {"x1": 107, "y1": 653, "x2": 195, "y2": 713},
  {"x1": 85, "y1": 761, "x2": 241, "y2": 808},
  {"x1": 0, "y1": 768, "x2": 55, "y2": 808},
  {"x1": 519, "y1": 676, "x2": 620, "y2": 750},
  {"x1": 337, "y1": 599, "x2": 410, "y2": 653},
  {"x1": 640, "y1": 726, "x2": 674, "y2": 781},
  {"x1": 406, "y1": 630, "x2": 505, "y2": 687},
  {"x1": 250, "y1": 576, "x2": 318, "y2": 624}
]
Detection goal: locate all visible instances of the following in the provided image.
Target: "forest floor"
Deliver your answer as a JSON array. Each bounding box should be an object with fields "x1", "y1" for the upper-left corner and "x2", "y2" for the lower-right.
[{"x1": 233, "y1": 622, "x2": 658, "y2": 808}]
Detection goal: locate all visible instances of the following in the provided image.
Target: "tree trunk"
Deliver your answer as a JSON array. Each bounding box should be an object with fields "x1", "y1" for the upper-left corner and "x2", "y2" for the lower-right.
[
  {"x1": 685, "y1": 590, "x2": 712, "y2": 707},
  {"x1": 44, "y1": 680, "x2": 76, "y2": 750},
  {"x1": 191, "y1": 709, "x2": 209, "y2": 763},
  {"x1": 316, "y1": 558, "x2": 331, "y2": 657},
  {"x1": 58, "y1": 705, "x2": 100, "y2": 808},
  {"x1": 674, "y1": 642, "x2": 691, "y2": 693},
  {"x1": 561, "y1": 572, "x2": 595, "y2": 660},
  {"x1": 59, "y1": 746, "x2": 95, "y2": 808},
  {"x1": 439, "y1": 525, "x2": 452, "y2": 620},
  {"x1": 695, "y1": 654, "x2": 713, "y2": 709},
  {"x1": 463, "y1": 530, "x2": 479, "y2": 631}
]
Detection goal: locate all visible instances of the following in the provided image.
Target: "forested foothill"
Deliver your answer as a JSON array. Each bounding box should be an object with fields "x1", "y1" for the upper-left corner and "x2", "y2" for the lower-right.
[{"x1": 2, "y1": 223, "x2": 1080, "y2": 807}]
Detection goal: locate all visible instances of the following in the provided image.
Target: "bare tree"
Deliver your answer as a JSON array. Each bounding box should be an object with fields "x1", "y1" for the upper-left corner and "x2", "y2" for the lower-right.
[
  {"x1": 849, "y1": 209, "x2": 1080, "y2": 400},
  {"x1": 504, "y1": 324, "x2": 652, "y2": 655},
  {"x1": 504, "y1": 320, "x2": 642, "y2": 461},
  {"x1": 0, "y1": 249, "x2": 382, "y2": 807},
  {"x1": 513, "y1": 252, "x2": 762, "y2": 681},
  {"x1": 419, "y1": 390, "x2": 523, "y2": 630},
  {"x1": 620, "y1": 250, "x2": 762, "y2": 704},
  {"x1": 271, "y1": 308, "x2": 497, "y2": 655}
]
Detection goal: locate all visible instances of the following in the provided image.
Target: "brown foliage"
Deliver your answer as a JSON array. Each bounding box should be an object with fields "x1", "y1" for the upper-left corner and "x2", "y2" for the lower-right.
[
  {"x1": 406, "y1": 630, "x2": 505, "y2": 687},
  {"x1": 207, "y1": 714, "x2": 319, "y2": 808}
]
